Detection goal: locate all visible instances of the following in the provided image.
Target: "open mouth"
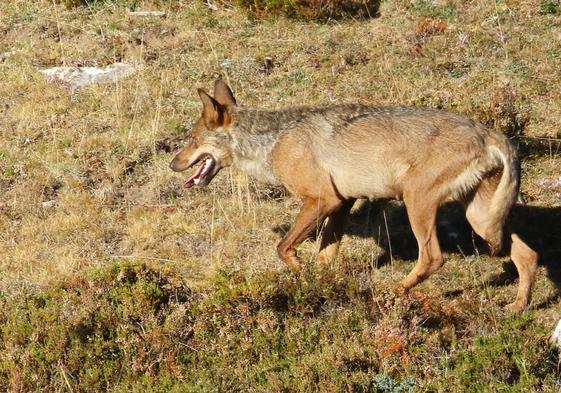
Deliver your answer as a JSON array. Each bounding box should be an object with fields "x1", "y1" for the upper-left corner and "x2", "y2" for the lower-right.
[{"x1": 184, "y1": 155, "x2": 216, "y2": 188}]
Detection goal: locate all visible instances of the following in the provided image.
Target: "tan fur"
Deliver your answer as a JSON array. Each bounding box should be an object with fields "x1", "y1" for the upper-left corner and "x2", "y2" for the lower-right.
[{"x1": 170, "y1": 80, "x2": 538, "y2": 312}]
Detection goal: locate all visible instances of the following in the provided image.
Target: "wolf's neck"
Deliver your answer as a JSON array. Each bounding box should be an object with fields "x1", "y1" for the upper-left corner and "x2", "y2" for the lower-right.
[{"x1": 228, "y1": 108, "x2": 291, "y2": 185}]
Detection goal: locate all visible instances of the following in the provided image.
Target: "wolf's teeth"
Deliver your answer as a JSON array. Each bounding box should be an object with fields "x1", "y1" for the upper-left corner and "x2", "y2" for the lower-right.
[
  {"x1": 203, "y1": 158, "x2": 212, "y2": 171},
  {"x1": 194, "y1": 178, "x2": 200, "y2": 185}
]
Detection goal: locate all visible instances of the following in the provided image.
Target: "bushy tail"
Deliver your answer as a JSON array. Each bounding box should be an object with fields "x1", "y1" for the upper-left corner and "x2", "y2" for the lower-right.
[{"x1": 485, "y1": 137, "x2": 519, "y2": 253}]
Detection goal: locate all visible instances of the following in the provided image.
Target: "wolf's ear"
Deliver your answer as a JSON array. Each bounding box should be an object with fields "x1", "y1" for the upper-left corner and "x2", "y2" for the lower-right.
[
  {"x1": 198, "y1": 88, "x2": 229, "y2": 129},
  {"x1": 213, "y1": 79, "x2": 237, "y2": 106}
]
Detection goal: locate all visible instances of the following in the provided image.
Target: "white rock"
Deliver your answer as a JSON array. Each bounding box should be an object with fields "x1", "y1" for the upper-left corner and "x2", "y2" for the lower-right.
[
  {"x1": 127, "y1": 11, "x2": 166, "y2": 17},
  {"x1": 40, "y1": 62, "x2": 136, "y2": 90}
]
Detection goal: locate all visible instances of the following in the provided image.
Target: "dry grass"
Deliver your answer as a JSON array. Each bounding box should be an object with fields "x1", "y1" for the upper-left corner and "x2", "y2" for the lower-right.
[{"x1": 0, "y1": 0, "x2": 560, "y2": 390}]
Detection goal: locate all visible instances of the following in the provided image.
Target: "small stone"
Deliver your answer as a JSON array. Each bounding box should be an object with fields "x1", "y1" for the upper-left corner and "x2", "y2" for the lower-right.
[
  {"x1": 42, "y1": 200, "x2": 57, "y2": 208},
  {"x1": 127, "y1": 11, "x2": 166, "y2": 18},
  {"x1": 0, "y1": 50, "x2": 15, "y2": 60},
  {"x1": 219, "y1": 59, "x2": 231, "y2": 69}
]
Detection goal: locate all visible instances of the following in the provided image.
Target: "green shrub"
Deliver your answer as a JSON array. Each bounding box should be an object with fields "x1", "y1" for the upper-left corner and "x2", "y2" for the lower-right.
[
  {"x1": 0, "y1": 262, "x2": 194, "y2": 391},
  {"x1": 55, "y1": 0, "x2": 140, "y2": 9},
  {"x1": 0, "y1": 262, "x2": 559, "y2": 391},
  {"x1": 236, "y1": 0, "x2": 381, "y2": 21},
  {"x1": 438, "y1": 316, "x2": 560, "y2": 392},
  {"x1": 539, "y1": 0, "x2": 560, "y2": 15},
  {"x1": 409, "y1": 0, "x2": 457, "y2": 19}
]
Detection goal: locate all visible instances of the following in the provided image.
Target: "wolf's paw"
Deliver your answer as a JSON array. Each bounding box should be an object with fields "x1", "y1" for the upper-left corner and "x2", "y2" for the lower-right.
[
  {"x1": 504, "y1": 300, "x2": 527, "y2": 313},
  {"x1": 284, "y1": 258, "x2": 303, "y2": 272},
  {"x1": 394, "y1": 282, "x2": 410, "y2": 297}
]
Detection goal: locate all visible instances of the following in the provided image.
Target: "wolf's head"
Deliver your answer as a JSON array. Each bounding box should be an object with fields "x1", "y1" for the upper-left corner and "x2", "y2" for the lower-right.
[{"x1": 169, "y1": 80, "x2": 237, "y2": 188}]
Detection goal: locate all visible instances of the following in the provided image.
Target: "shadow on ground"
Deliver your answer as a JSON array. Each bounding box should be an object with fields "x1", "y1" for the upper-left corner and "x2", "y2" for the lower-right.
[
  {"x1": 345, "y1": 200, "x2": 561, "y2": 306},
  {"x1": 272, "y1": 197, "x2": 561, "y2": 307}
]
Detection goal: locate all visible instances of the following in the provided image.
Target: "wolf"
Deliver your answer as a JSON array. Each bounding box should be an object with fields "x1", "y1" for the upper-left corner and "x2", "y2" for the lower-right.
[{"x1": 170, "y1": 80, "x2": 538, "y2": 312}]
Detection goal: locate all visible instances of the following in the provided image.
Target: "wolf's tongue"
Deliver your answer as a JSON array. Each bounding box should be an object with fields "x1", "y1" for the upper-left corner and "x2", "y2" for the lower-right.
[{"x1": 184, "y1": 161, "x2": 206, "y2": 188}]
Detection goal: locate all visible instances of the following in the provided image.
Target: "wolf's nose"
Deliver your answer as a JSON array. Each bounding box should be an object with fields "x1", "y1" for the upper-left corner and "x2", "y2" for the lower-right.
[{"x1": 169, "y1": 160, "x2": 177, "y2": 171}]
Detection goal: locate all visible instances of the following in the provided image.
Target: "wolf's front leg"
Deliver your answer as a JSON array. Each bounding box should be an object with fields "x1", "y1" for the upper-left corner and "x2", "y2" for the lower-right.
[
  {"x1": 277, "y1": 196, "x2": 343, "y2": 271},
  {"x1": 318, "y1": 198, "x2": 356, "y2": 264}
]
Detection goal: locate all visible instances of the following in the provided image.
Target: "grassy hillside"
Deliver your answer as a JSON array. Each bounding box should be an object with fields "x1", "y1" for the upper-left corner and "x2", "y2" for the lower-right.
[{"x1": 0, "y1": 0, "x2": 560, "y2": 391}]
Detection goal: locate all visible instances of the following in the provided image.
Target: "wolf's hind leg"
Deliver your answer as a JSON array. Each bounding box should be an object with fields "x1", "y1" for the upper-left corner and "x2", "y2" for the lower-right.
[
  {"x1": 505, "y1": 233, "x2": 538, "y2": 312},
  {"x1": 277, "y1": 196, "x2": 342, "y2": 271},
  {"x1": 464, "y1": 172, "x2": 504, "y2": 254},
  {"x1": 318, "y1": 198, "x2": 356, "y2": 264},
  {"x1": 465, "y1": 176, "x2": 537, "y2": 312}
]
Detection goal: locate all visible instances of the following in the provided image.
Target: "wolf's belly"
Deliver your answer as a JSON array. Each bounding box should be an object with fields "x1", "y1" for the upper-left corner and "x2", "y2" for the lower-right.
[{"x1": 329, "y1": 165, "x2": 403, "y2": 201}]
